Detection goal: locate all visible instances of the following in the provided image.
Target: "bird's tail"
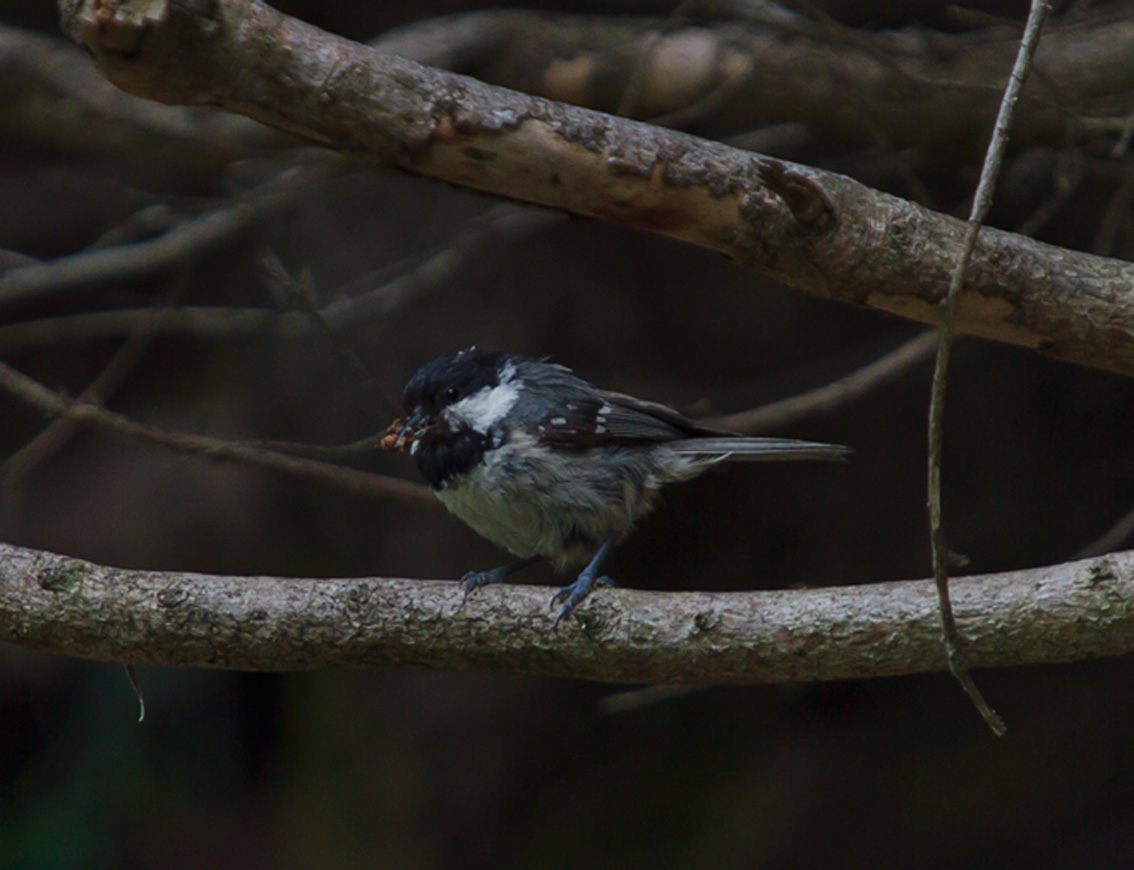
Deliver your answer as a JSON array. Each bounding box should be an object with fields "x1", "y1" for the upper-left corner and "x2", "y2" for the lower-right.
[{"x1": 668, "y1": 437, "x2": 851, "y2": 462}]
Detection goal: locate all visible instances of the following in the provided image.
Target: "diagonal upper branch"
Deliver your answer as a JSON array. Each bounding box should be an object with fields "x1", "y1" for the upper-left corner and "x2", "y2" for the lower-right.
[{"x1": 56, "y1": 0, "x2": 1134, "y2": 377}]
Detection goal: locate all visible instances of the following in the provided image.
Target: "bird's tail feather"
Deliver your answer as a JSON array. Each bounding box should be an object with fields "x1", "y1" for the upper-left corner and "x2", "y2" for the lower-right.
[{"x1": 669, "y1": 437, "x2": 851, "y2": 462}]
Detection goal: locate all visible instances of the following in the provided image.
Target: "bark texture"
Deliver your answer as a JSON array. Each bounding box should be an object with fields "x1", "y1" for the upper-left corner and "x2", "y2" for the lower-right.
[{"x1": 2, "y1": 542, "x2": 1131, "y2": 682}]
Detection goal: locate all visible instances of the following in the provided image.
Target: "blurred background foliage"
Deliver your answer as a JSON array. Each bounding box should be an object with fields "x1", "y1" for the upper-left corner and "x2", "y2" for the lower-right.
[{"x1": 2, "y1": 0, "x2": 1134, "y2": 867}]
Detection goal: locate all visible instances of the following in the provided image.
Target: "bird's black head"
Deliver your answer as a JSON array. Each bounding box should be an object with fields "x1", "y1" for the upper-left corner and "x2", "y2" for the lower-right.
[
  {"x1": 400, "y1": 348, "x2": 510, "y2": 418},
  {"x1": 398, "y1": 348, "x2": 515, "y2": 487}
]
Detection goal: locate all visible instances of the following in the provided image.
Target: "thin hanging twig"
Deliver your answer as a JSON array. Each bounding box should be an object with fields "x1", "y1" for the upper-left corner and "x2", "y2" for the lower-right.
[{"x1": 928, "y1": 0, "x2": 1052, "y2": 737}]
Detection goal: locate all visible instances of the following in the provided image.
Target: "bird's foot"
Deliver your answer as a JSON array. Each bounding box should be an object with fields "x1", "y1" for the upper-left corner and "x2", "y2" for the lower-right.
[
  {"x1": 460, "y1": 558, "x2": 540, "y2": 605},
  {"x1": 460, "y1": 566, "x2": 512, "y2": 605},
  {"x1": 551, "y1": 574, "x2": 616, "y2": 628}
]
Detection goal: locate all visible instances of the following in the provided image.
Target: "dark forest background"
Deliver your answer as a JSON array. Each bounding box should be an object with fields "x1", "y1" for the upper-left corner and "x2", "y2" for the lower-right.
[{"x1": 2, "y1": 1, "x2": 1133, "y2": 867}]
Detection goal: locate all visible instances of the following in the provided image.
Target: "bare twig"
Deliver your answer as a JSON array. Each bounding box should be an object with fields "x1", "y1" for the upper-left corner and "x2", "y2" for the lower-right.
[
  {"x1": 258, "y1": 251, "x2": 400, "y2": 417},
  {"x1": 233, "y1": 436, "x2": 379, "y2": 462},
  {"x1": 0, "y1": 250, "x2": 42, "y2": 273},
  {"x1": 1111, "y1": 111, "x2": 1134, "y2": 159},
  {"x1": 0, "y1": 359, "x2": 432, "y2": 506},
  {"x1": 0, "y1": 207, "x2": 557, "y2": 354},
  {"x1": 712, "y1": 330, "x2": 938, "y2": 433},
  {"x1": 1091, "y1": 168, "x2": 1134, "y2": 257},
  {"x1": 0, "y1": 159, "x2": 338, "y2": 310},
  {"x1": 0, "y1": 202, "x2": 257, "y2": 309},
  {"x1": 1077, "y1": 506, "x2": 1134, "y2": 559},
  {"x1": 1013, "y1": 150, "x2": 1083, "y2": 238},
  {"x1": 123, "y1": 664, "x2": 146, "y2": 723},
  {"x1": 928, "y1": 0, "x2": 1051, "y2": 737},
  {"x1": 1, "y1": 276, "x2": 190, "y2": 489},
  {"x1": 317, "y1": 206, "x2": 556, "y2": 330},
  {"x1": 0, "y1": 307, "x2": 293, "y2": 351},
  {"x1": 647, "y1": 70, "x2": 754, "y2": 130},
  {"x1": 598, "y1": 685, "x2": 700, "y2": 715}
]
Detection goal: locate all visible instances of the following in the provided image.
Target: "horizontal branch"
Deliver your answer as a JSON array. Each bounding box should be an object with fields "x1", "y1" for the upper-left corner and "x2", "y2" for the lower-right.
[
  {"x1": 58, "y1": 0, "x2": 1134, "y2": 377},
  {"x1": 2, "y1": 541, "x2": 1132, "y2": 683}
]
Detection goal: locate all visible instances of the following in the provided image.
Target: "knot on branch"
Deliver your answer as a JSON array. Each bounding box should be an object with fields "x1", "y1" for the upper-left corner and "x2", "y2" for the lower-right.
[{"x1": 756, "y1": 158, "x2": 835, "y2": 234}]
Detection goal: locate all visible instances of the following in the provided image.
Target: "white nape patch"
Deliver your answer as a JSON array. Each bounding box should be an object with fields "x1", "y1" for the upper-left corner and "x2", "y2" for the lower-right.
[{"x1": 446, "y1": 375, "x2": 521, "y2": 433}]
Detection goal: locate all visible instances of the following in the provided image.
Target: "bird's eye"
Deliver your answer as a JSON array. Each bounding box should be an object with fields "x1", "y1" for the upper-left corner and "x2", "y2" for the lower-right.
[{"x1": 444, "y1": 385, "x2": 460, "y2": 402}]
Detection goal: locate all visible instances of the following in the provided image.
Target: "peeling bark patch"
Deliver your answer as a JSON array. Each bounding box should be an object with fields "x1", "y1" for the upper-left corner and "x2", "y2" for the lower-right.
[
  {"x1": 606, "y1": 154, "x2": 654, "y2": 179},
  {"x1": 442, "y1": 88, "x2": 530, "y2": 137},
  {"x1": 549, "y1": 113, "x2": 613, "y2": 154}
]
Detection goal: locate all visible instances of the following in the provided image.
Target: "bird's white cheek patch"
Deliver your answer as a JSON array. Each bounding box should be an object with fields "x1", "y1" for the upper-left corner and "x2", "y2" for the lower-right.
[{"x1": 447, "y1": 382, "x2": 521, "y2": 433}]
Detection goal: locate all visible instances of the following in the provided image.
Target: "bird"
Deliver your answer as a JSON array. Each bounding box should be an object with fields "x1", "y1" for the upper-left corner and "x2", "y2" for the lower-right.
[{"x1": 389, "y1": 348, "x2": 850, "y2": 625}]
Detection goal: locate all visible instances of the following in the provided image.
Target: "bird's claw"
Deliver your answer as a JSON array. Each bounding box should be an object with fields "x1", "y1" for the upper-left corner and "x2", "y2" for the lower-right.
[
  {"x1": 460, "y1": 567, "x2": 510, "y2": 605},
  {"x1": 551, "y1": 574, "x2": 615, "y2": 628}
]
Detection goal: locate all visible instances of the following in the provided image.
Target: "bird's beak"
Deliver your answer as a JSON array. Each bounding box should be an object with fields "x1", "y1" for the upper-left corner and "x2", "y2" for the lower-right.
[{"x1": 396, "y1": 406, "x2": 434, "y2": 449}]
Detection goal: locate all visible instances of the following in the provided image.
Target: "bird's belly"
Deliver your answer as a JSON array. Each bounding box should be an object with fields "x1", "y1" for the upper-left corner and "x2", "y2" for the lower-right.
[
  {"x1": 434, "y1": 441, "x2": 661, "y2": 567},
  {"x1": 435, "y1": 470, "x2": 558, "y2": 560}
]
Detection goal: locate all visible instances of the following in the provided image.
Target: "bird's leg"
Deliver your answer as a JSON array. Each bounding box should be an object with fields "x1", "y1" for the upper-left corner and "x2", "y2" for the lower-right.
[
  {"x1": 551, "y1": 532, "x2": 620, "y2": 628},
  {"x1": 461, "y1": 557, "x2": 541, "y2": 604}
]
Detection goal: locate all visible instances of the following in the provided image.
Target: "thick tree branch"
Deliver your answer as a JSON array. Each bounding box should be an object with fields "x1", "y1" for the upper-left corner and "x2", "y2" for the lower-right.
[
  {"x1": 2, "y1": 541, "x2": 1131, "y2": 682},
  {"x1": 56, "y1": 0, "x2": 1134, "y2": 377}
]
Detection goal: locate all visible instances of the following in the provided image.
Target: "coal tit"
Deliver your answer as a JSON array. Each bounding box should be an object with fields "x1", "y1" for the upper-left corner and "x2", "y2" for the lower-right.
[{"x1": 394, "y1": 348, "x2": 850, "y2": 624}]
